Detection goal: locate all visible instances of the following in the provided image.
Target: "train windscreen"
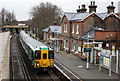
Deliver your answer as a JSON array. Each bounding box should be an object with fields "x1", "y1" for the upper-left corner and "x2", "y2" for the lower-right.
[
  {"x1": 35, "y1": 50, "x2": 41, "y2": 59},
  {"x1": 49, "y1": 51, "x2": 54, "y2": 59},
  {"x1": 43, "y1": 53, "x2": 47, "y2": 59}
]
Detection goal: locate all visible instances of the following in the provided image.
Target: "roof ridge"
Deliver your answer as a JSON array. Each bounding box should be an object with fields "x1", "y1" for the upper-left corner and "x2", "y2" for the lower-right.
[{"x1": 64, "y1": 12, "x2": 77, "y2": 14}]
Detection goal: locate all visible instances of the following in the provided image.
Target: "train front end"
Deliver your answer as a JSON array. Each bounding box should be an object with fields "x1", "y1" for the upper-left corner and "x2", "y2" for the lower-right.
[{"x1": 34, "y1": 47, "x2": 54, "y2": 69}]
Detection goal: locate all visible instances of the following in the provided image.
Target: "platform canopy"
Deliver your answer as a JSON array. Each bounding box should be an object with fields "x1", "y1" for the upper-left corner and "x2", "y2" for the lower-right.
[{"x1": 3, "y1": 25, "x2": 29, "y2": 28}]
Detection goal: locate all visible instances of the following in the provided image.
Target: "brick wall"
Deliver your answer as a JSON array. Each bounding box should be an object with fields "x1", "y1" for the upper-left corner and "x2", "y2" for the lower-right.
[
  {"x1": 61, "y1": 16, "x2": 70, "y2": 36},
  {"x1": 95, "y1": 31, "x2": 117, "y2": 40},
  {"x1": 104, "y1": 15, "x2": 120, "y2": 30}
]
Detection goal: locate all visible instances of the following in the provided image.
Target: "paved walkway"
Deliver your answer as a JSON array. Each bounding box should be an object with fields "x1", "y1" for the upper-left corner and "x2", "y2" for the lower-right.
[
  {"x1": 0, "y1": 32, "x2": 10, "y2": 80},
  {"x1": 54, "y1": 51, "x2": 119, "y2": 80}
]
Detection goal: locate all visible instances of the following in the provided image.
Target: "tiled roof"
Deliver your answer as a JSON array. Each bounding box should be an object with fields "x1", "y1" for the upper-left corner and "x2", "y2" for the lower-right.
[
  {"x1": 63, "y1": 12, "x2": 120, "y2": 21},
  {"x1": 71, "y1": 12, "x2": 90, "y2": 21},
  {"x1": 42, "y1": 25, "x2": 61, "y2": 33},
  {"x1": 49, "y1": 26, "x2": 61, "y2": 33},
  {"x1": 81, "y1": 27, "x2": 104, "y2": 40},
  {"x1": 42, "y1": 27, "x2": 49, "y2": 32},
  {"x1": 64, "y1": 12, "x2": 76, "y2": 21}
]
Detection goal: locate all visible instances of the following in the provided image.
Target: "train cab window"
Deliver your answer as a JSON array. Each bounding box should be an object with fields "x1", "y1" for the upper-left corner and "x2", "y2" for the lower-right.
[
  {"x1": 49, "y1": 51, "x2": 54, "y2": 59},
  {"x1": 43, "y1": 53, "x2": 47, "y2": 59},
  {"x1": 35, "y1": 51, "x2": 41, "y2": 59}
]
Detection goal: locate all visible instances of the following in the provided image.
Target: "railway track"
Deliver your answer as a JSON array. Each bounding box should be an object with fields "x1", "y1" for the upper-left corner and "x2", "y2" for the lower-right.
[
  {"x1": 10, "y1": 33, "x2": 69, "y2": 81},
  {"x1": 10, "y1": 34, "x2": 39, "y2": 81}
]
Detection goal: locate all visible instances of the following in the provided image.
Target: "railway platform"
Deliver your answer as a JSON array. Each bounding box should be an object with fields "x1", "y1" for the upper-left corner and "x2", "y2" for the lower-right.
[
  {"x1": 54, "y1": 51, "x2": 119, "y2": 81},
  {"x1": 0, "y1": 32, "x2": 10, "y2": 80}
]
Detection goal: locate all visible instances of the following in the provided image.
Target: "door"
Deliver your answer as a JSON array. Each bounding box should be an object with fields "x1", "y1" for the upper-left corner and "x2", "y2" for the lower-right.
[{"x1": 41, "y1": 50, "x2": 48, "y2": 67}]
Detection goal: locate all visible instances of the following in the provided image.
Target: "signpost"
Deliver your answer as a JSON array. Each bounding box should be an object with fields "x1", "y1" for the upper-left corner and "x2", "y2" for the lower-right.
[{"x1": 99, "y1": 51, "x2": 112, "y2": 76}]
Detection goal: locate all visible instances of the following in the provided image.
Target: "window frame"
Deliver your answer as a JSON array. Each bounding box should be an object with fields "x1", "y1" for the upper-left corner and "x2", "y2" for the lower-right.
[{"x1": 76, "y1": 24, "x2": 79, "y2": 34}]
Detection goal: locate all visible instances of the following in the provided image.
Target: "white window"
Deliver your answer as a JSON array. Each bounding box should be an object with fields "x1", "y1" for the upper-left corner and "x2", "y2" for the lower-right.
[
  {"x1": 78, "y1": 46, "x2": 81, "y2": 52},
  {"x1": 64, "y1": 23, "x2": 67, "y2": 33},
  {"x1": 106, "y1": 43, "x2": 109, "y2": 47},
  {"x1": 76, "y1": 24, "x2": 79, "y2": 34},
  {"x1": 64, "y1": 24, "x2": 66, "y2": 32},
  {"x1": 72, "y1": 24, "x2": 74, "y2": 33},
  {"x1": 66, "y1": 24, "x2": 67, "y2": 33},
  {"x1": 50, "y1": 35, "x2": 52, "y2": 38}
]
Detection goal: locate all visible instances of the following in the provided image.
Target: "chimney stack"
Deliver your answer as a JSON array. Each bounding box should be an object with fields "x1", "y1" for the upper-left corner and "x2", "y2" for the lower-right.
[
  {"x1": 80, "y1": 4, "x2": 87, "y2": 13},
  {"x1": 76, "y1": 5, "x2": 87, "y2": 13},
  {"x1": 89, "y1": 1, "x2": 97, "y2": 13},
  {"x1": 107, "y1": 2, "x2": 115, "y2": 13},
  {"x1": 76, "y1": 6, "x2": 81, "y2": 13}
]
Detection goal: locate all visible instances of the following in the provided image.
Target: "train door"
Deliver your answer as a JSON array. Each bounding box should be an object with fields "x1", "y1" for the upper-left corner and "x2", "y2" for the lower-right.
[{"x1": 41, "y1": 50, "x2": 49, "y2": 67}]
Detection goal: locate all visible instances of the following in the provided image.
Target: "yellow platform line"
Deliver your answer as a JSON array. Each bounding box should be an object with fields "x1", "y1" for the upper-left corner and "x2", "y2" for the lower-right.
[{"x1": 55, "y1": 60, "x2": 82, "y2": 81}]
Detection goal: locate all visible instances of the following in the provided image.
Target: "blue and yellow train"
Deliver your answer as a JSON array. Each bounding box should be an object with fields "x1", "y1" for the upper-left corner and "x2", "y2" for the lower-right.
[{"x1": 19, "y1": 30, "x2": 54, "y2": 70}]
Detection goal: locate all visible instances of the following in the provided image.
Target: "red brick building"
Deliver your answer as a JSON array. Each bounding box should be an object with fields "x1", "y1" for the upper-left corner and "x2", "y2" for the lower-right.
[{"x1": 43, "y1": 1, "x2": 120, "y2": 60}]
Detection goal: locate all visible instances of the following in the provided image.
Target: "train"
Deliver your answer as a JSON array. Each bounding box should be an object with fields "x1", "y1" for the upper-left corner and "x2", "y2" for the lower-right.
[{"x1": 19, "y1": 30, "x2": 54, "y2": 70}]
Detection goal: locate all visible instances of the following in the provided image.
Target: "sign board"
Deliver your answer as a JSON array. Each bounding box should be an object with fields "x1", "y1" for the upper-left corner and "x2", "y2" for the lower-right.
[
  {"x1": 84, "y1": 48, "x2": 92, "y2": 52},
  {"x1": 103, "y1": 57, "x2": 109, "y2": 67},
  {"x1": 112, "y1": 46, "x2": 115, "y2": 55},
  {"x1": 83, "y1": 44, "x2": 95, "y2": 48},
  {"x1": 100, "y1": 55, "x2": 103, "y2": 64}
]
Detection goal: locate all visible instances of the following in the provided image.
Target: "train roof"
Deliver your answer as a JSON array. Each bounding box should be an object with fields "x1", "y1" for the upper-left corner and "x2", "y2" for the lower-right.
[{"x1": 20, "y1": 30, "x2": 49, "y2": 51}]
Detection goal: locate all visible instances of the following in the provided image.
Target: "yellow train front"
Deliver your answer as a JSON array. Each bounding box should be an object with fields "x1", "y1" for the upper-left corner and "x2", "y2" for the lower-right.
[
  {"x1": 34, "y1": 47, "x2": 54, "y2": 70},
  {"x1": 19, "y1": 30, "x2": 54, "y2": 71}
]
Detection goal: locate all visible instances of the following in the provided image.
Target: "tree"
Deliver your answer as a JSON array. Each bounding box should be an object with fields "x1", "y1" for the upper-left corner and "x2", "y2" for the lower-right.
[
  {"x1": 0, "y1": 8, "x2": 17, "y2": 26},
  {"x1": 29, "y1": 2, "x2": 62, "y2": 39}
]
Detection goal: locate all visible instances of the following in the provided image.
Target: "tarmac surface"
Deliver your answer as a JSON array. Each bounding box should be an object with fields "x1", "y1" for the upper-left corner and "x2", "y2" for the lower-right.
[
  {"x1": 54, "y1": 51, "x2": 119, "y2": 80},
  {"x1": 0, "y1": 32, "x2": 10, "y2": 80}
]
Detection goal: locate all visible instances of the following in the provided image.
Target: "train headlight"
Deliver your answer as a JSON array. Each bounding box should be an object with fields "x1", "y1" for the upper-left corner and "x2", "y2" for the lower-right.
[
  {"x1": 37, "y1": 63, "x2": 39, "y2": 66},
  {"x1": 36, "y1": 62, "x2": 39, "y2": 66}
]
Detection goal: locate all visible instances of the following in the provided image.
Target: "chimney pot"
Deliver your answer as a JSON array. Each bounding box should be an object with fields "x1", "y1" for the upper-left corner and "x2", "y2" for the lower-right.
[
  {"x1": 82, "y1": 4, "x2": 85, "y2": 9},
  {"x1": 79, "y1": 6, "x2": 80, "y2": 9},
  {"x1": 107, "y1": 2, "x2": 115, "y2": 13},
  {"x1": 93, "y1": 1, "x2": 95, "y2": 5},
  {"x1": 111, "y1": 2, "x2": 113, "y2": 6},
  {"x1": 89, "y1": 1, "x2": 97, "y2": 13},
  {"x1": 91, "y1": 1, "x2": 92, "y2": 5}
]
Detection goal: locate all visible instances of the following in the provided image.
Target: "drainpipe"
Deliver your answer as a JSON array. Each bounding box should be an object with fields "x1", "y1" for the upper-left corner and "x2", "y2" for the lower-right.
[{"x1": 69, "y1": 21, "x2": 72, "y2": 54}]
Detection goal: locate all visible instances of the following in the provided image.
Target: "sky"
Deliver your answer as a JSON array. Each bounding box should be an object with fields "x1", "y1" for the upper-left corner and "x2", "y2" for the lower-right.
[{"x1": 0, "y1": 0, "x2": 120, "y2": 21}]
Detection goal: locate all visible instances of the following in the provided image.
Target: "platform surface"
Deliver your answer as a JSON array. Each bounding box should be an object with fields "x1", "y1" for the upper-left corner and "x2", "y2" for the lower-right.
[
  {"x1": 0, "y1": 32, "x2": 10, "y2": 80},
  {"x1": 55, "y1": 51, "x2": 119, "y2": 81}
]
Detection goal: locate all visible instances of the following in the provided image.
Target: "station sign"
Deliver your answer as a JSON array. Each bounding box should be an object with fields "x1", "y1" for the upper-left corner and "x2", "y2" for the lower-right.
[
  {"x1": 83, "y1": 44, "x2": 95, "y2": 48},
  {"x1": 84, "y1": 48, "x2": 92, "y2": 52}
]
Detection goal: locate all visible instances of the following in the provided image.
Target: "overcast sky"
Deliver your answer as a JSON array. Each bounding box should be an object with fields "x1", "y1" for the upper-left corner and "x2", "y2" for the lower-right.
[{"x1": 0, "y1": 0, "x2": 120, "y2": 21}]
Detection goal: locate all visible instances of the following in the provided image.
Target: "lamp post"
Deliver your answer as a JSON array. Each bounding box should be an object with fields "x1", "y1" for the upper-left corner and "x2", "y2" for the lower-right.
[
  {"x1": 87, "y1": 32, "x2": 90, "y2": 70},
  {"x1": 57, "y1": 31, "x2": 59, "y2": 53}
]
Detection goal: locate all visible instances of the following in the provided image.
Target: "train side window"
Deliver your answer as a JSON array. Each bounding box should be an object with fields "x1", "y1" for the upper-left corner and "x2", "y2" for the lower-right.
[
  {"x1": 32, "y1": 51, "x2": 34, "y2": 60},
  {"x1": 35, "y1": 51, "x2": 41, "y2": 59},
  {"x1": 43, "y1": 53, "x2": 47, "y2": 59},
  {"x1": 49, "y1": 51, "x2": 54, "y2": 59}
]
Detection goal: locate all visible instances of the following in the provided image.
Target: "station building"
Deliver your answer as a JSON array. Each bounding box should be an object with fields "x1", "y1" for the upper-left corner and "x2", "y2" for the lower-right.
[{"x1": 43, "y1": 1, "x2": 120, "y2": 63}]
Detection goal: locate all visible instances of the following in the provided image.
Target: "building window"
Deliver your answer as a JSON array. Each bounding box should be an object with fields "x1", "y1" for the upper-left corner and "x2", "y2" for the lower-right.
[
  {"x1": 64, "y1": 24, "x2": 66, "y2": 32},
  {"x1": 78, "y1": 46, "x2": 81, "y2": 52},
  {"x1": 72, "y1": 24, "x2": 74, "y2": 33},
  {"x1": 64, "y1": 23, "x2": 67, "y2": 33},
  {"x1": 66, "y1": 24, "x2": 67, "y2": 33},
  {"x1": 76, "y1": 24, "x2": 79, "y2": 34},
  {"x1": 50, "y1": 35, "x2": 52, "y2": 38}
]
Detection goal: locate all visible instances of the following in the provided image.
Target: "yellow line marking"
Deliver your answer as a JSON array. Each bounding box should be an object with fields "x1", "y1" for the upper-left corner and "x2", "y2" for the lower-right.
[{"x1": 55, "y1": 60, "x2": 82, "y2": 81}]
